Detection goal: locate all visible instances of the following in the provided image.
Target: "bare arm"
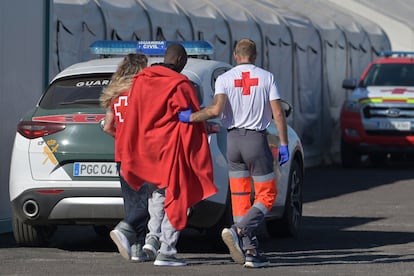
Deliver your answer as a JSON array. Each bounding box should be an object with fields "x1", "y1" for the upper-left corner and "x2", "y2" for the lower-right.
[
  {"x1": 270, "y1": 99, "x2": 288, "y2": 145},
  {"x1": 189, "y1": 94, "x2": 227, "y2": 122},
  {"x1": 103, "y1": 110, "x2": 116, "y2": 137}
]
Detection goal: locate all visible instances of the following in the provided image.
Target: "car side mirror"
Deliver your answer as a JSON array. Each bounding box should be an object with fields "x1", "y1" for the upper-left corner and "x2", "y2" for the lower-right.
[
  {"x1": 280, "y1": 99, "x2": 293, "y2": 118},
  {"x1": 342, "y1": 78, "x2": 357, "y2": 90}
]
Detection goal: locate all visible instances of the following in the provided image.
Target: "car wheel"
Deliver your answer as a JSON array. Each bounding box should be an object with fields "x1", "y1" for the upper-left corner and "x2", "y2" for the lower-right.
[
  {"x1": 341, "y1": 139, "x2": 360, "y2": 168},
  {"x1": 93, "y1": 225, "x2": 112, "y2": 236},
  {"x1": 205, "y1": 191, "x2": 233, "y2": 250},
  {"x1": 266, "y1": 159, "x2": 303, "y2": 237},
  {"x1": 12, "y1": 214, "x2": 54, "y2": 246}
]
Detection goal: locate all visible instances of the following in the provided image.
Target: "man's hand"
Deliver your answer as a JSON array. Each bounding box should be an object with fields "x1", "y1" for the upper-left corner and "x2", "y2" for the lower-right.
[
  {"x1": 278, "y1": 145, "x2": 289, "y2": 166},
  {"x1": 178, "y1": 108, "x2": 192, "y2": 123}
]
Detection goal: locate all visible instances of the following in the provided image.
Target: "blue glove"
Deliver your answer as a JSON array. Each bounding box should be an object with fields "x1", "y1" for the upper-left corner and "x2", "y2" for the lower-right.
[
  {"x1": 178, "y1": 108, "x2": 192, "y2": 123},
  {"x1": 278, "y1": 145, "x2": 289, "y2": 166}
]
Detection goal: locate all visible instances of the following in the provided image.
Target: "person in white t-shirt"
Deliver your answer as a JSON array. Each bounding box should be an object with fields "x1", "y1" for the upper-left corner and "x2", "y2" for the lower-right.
[{"x1": 178, "y1": 38, "x2": 289, "y2": 268}]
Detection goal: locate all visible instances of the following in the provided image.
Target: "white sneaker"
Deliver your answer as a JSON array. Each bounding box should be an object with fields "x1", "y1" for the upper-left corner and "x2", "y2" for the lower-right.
[
  {"x1": 154, "y1": 253, "x2": 187, "y2": 266},
  {"x1": 221, "y1": 227, "x2": 245, "y2": 264},
  {"x1": 110, "y1": 229, "x2": 131, "y2": 260}
]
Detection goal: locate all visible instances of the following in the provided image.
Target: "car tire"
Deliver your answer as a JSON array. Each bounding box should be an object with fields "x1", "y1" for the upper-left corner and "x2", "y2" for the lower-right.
[
  {"x1": 12, "y1": 214, "x2": 53, "y2": 247},
  {"x1": 370, "y1": 153, "x2": 387, "y2": 167},
  {"x1": 266, "y1": 159, "x2": 303, "y2": 238},
  {"x1": 205, "y1": 191, "x2": 233, "y2": 250},
  {"x1": 341, "y1": 139, "x2": 360, "y2": 168},
  {"x1": 93, "y1": 225, "x2": 112, "y2": 236}
]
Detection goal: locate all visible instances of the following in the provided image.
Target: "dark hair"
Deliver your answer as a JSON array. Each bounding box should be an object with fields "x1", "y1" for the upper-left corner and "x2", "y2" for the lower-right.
[{"x1": 164, "y1": 43, "x2": 188, "y2": 73}]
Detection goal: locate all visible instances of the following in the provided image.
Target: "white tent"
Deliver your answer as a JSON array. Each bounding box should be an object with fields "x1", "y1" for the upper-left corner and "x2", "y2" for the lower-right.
[
  {"x1": 238, "y1": 0, "x2": 293, "y2": 122},
  {"x1": 272, "y1": 0, "x2": 348, "y2": 164},
  {"x1": 271, "y1": 0, "x2": 390, "y2": 164},
  {"x1": 205, "y1": 0, "x2": 262, "y2": 66},
  {"x1": 174, "y1": 0, "x2": 232, "y2": 63},
  {"x1": 259, "y1": 0, "x2": 324, "y2": 167},
  {"x1": 329, "y1": 0, "x2": 414, "y2": 51},
  {"x1": 319, "y1": 2, "x2": 386, "y2": 79},
  {"x1": 138, "y1": 0, "x2": 193, "y2": 41},
  {"x1": 96, "y1": 0, "x2": 151, "y2": 41},
  {"x1": 52, "y1": 0, "x2": 104, "y2": 77}
]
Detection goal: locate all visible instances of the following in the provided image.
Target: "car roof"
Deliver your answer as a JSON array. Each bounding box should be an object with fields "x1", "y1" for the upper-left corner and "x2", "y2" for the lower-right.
[{"x1": 52, "y1": 57, "x2": 232, "y2": 82}]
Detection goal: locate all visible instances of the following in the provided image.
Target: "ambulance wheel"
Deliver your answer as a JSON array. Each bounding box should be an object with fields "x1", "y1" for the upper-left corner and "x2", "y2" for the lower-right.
[
  {"x1": 370, "y1": 153, "x2": 387, "y2": 167},
  {"x1": 341, "y1": 139, "x2": 360, "y2": 168}
]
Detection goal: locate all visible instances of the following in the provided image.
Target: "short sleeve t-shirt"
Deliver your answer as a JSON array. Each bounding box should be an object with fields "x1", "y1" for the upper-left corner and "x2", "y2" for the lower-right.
[{"x1": 214, "y1": 64, "x2": 280, "y2": 130}]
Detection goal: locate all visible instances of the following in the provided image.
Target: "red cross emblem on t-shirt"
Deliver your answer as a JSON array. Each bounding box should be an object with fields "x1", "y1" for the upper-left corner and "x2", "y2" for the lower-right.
[
  {"x1": 234, "y1": 72, "x2": 259, "y2": 95},
  {"x1": 114, "y1": 95, "x2": 128, "y2": 123}
]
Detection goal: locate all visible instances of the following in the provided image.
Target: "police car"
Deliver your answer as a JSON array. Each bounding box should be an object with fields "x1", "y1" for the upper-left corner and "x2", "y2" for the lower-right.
[
  {"x1": 341, "y1": 51, "x2": 414, "y2": 168},
  {"x1": 9, "y1": 41, "x2": 304, "y2": 246}
]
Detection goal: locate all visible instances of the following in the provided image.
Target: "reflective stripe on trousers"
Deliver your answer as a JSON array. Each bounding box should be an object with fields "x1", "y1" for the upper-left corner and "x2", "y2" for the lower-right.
[{"x1": 229, "y1": 176, "x2": 277, "y2": 221}]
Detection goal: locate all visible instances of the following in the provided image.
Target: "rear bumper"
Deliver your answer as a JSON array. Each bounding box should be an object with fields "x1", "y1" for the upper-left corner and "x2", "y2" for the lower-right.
[
  {"x1": 11, "y1": 188, "x2": 124, "y2": 225},
  {"x1": 11, "y1": 187, "x2": 227, "y2": 229}
]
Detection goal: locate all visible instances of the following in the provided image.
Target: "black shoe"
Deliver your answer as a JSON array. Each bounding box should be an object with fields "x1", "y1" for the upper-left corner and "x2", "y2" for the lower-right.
[{"x1": 244, "y1": 251, "x2": 270, "y2": 268}]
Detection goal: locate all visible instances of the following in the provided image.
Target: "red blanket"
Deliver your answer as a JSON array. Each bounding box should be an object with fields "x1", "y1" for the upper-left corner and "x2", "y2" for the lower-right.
[{"x1": 120, "y1": 65, "x2": 217, "y2": 230}]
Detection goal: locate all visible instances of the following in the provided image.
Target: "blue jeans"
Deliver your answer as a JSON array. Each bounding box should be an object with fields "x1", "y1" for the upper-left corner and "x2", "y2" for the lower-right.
[{"x1": 117, "y1": 162, "x2": 149, "y2": 244}]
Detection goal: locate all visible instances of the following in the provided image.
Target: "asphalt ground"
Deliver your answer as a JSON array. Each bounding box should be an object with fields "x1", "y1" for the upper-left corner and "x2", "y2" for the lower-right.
[{"x1": 1, "y1": 162, "x2": 413, "y2": 275}]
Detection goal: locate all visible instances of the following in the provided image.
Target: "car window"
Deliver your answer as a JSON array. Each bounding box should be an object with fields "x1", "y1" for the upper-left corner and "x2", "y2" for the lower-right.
[
  {"x1": 39, "y1": 75, "x2": 112, "y2": 109},
  {"x1": 363, "y1": 63, "x2": 414, "y2": 86}
]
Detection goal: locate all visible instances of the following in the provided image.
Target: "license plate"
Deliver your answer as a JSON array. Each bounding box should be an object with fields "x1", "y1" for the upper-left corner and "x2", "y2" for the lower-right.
[
  {"x1": 378, "y1": 120, "x2": 411, "y2": 131},
  {"x1": 73, "y1": 162, "x2": 118, "y2": 177}
]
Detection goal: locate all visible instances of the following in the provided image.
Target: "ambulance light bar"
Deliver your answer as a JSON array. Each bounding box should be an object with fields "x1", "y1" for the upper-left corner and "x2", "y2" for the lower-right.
[
  {"x1": 89, "y1": 40, "x2": 214, "y2": 56},
  {"x1": 380, "y1": 51, "x2": 414, "y2": 57}
]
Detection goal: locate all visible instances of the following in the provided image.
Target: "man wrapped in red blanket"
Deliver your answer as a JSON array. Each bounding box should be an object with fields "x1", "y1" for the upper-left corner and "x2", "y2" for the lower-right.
[{"x1": 120, "y1": 46, "x2": 217, "y2": 233}]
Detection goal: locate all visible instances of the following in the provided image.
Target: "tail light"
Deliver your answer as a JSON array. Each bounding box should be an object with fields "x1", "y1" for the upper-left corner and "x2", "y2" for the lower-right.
[
  {"x1": 206, "y1": 121, "x2": 220, "y2": 134},
  {"x1": 36, "y1": 189, "x2": 65, "y2": 194},
  {"x1": 17, "y1": 121, "x2": 66, "y2": 139}
]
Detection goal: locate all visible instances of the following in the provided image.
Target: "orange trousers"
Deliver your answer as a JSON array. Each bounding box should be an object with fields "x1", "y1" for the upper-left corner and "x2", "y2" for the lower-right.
[{"x1": 229, "y1": 176, "x2": 277, "y2": 218}]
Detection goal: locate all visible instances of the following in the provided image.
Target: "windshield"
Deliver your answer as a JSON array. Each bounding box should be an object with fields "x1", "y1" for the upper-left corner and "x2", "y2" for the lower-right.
[
  {"x1": 39, "y1": 75, "x2": 112, "y2": 109},
  {"x1": 362, "y1": 63, "x2": 414, "y2": 87}
]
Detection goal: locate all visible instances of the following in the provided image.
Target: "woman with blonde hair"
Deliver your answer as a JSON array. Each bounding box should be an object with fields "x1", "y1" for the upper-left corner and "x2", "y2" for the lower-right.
[{"x1": 100, "y1": 53, "x2": 149, "y2": 262}]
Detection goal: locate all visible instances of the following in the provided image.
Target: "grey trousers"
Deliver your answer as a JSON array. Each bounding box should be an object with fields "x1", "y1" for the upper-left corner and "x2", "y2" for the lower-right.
[{"x1": 146, "y1": 185, "x2": 180, "y2": 256}]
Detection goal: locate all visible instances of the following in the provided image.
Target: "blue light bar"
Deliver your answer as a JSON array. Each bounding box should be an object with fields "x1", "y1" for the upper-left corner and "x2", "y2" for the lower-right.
[
  {"x1": 89, "y1": 40, "x2": 214, "y2": 56},
  {"x1": 380, "y1": 51, "x2": 414, "y2": 57}
]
